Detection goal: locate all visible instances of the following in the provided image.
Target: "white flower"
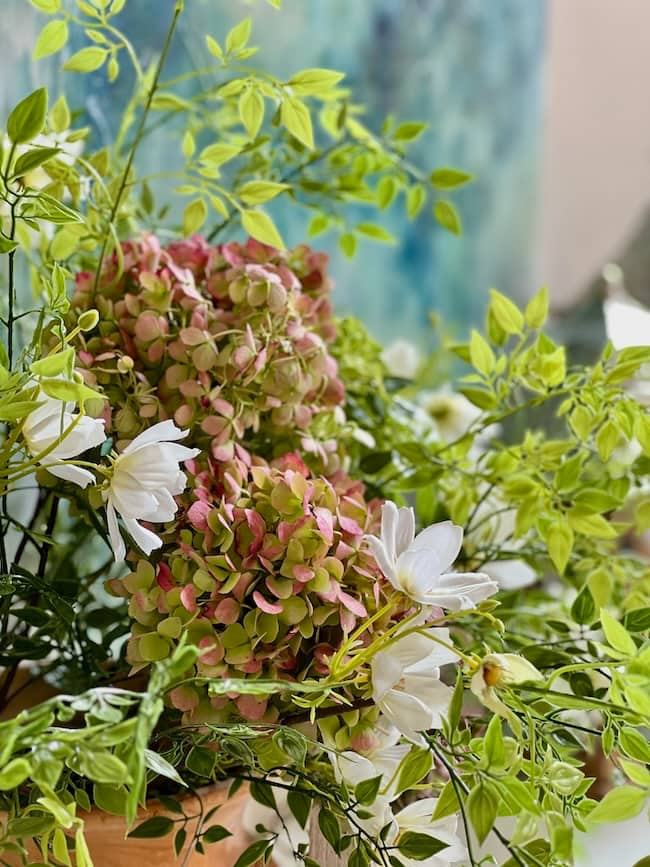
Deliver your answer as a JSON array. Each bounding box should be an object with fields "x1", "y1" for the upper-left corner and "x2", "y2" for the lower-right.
[
  {"x1": 365, "y1": 501, "x2": 498, "y2": 610},
  {"x1": 371, "y1": 628, "x2": 459, "y2": 743},
  {"x1": 381, "y1": 339, "x2": 421, "y2": 379},
  {"x1": 466, "y1": 496, "x2": 537, "y2": 591},
  {"x1": 241, "y1": 784, "x2": 310, "y2": 867},
  {"x1": 104, "y1": 420, "x2": 199, "y2": 561},
  {"x1": 421, "y1": 387, "x2": 481, "y2": 442},
  {"x1": 22, "y1": 390, "x2": 105, "y2": 489},
  {"x1": 470, "y1": 652, "x2": 543, "y2": 736},
  {"x1": 389, "y1": 798, "x2": 467, "y2": 867}
]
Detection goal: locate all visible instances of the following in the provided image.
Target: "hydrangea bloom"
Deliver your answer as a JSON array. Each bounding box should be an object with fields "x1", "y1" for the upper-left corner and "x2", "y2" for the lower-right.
[{"x1": 72, "y1": 235, "x2": 344, "y2": 466}]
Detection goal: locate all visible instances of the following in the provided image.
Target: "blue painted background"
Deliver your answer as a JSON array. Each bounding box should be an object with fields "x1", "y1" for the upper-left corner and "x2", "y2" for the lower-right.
[{"x1": 3, "y1": 0, "x2": 546, "y2": 345}]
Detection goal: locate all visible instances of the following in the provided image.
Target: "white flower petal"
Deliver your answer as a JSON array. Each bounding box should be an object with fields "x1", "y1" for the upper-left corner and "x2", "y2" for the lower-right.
[
  {"x1": 106, "y1": 502, "x2": 126, "y2": 562},
  {"x1": 410, "y1": 521, "x2": 463, "y2": 571},
  {"x1": 123, "y1": 517, "x2": 163, "y2": 556},
  {"x1": 47, "y1": 464, "x2": 96, "y2": 489},
  {"x1": 394, "y1": 505, "x2": 416, "y2": 558},
  {"x1": 483, "y1": 558, "x2": 536, "y2": 590},
  {"x1": 365, "y1": 534, "x2": 398, "y2": 583},
  {"x1": 122, "y1": 419, "x2": 189, "y2": 455}
]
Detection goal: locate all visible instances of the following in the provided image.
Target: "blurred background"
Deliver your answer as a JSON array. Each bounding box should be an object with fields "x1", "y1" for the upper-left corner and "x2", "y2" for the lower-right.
[{"x1": 5, "y1": 0, "x2": 650, "y2": 356}]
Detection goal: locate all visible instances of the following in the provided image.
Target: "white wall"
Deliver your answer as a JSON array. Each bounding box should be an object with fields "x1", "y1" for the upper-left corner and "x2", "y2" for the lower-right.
[{"x1": 538, "y1": 0, "x2": 650, "y2": 309}]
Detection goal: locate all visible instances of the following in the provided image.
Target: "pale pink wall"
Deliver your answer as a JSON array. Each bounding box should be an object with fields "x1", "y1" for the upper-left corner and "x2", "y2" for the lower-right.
[{"x1": 538, "y1": 0, "x2": 650, "y2": 309}]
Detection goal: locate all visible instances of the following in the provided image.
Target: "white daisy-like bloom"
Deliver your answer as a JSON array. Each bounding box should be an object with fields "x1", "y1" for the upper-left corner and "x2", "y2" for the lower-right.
[
  {"x1": 241, "y1": 785, "x2": 310, "y2": 867},
  {"x1": 388, "y1": 798, "x2": 467, "y2": 867},
  {"x1": 381, "y1": 338, "x2": 421, "y2": 379},
  {"x1": 365, "y1": 501, "x2": 498, "y2": 610},
  {"x1": 22, "y1": 389, "x2": 106, "y2": 489},
  {"x1": 104, "y1": 420, "x2": 199, "y2": 561},
  {"x1": 371, "y1": 628, "x2": 459, "y2": 744}
]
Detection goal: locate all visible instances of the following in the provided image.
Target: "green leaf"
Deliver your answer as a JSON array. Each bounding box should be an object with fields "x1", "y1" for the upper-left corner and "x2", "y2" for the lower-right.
[
  {"x1": 40, "y1": 377, "x2": 100, "y2": 405},
  {"x1": 128, "y1": 816, "x2": 175, "y2": 839},
  {"x1": 7, "y1": 88, "x2": 48, "y2": 144},
  {"x1": 233, "y1": 839, "x2": 271, "y2": 867},
  {"x1": 397, "y1": 832, "x2": 448, "y2": 860},
  {"x1": 199, "y1": 143, "x2": 241, "y2": 166},
  {"x1": 0, "y1": 758, "x2": 31, "y2": 790},
  {"x1": 12, "y1": 146, "x2": 60, "y2": 179},
  {"x1": 433, "y1": 199, "x2": 461, "y2": 234},
  {"x1": 432, "y1": 781, "x2": 460, "y2": 820},
  {"x1": 64, "y1": 47, "x2": 108, "y2": 72},
  {"x1": 596, "y1": 420, "x2": 620, "y2": 461},
  {"x1": 183, "y1": 198, "x2": 207, "y2": 235},
  {"x1": 26, "y1": 191, "x2": 83, "y2": 224},
  {"x1": 429, "y1": 167, "x2": 473, "y2": 189},
  {"x1": 547, "y1": 520, "x2": 573, "y2": 575},
  {"x1": 619, "y1": 728, "x2": 650, "y2": 763},
  {"x1": 30, "y1": 0, "x2": 61, "y2": 11},
  {"x1": 34, "y1": 18, "x2": 68, "y2": 59},
  {"x1": 206, "y1": 35, "x2": 223, "y2": 60},
  {"x1": 489, "y1": 289, "x2": 524, "y2": 335},
  {"x1": 587, "y1": 786, "x2": 646, "y2": 824},
  {"x1": 469, "y1": 329, "x2": 496, "y2": 376},
  {"x1": 600, "y1": 609, "x2": 636, "y2": 656},
  {"x1": 318, "y1": 809, "x2": 341, "y2": 854},
  {"x1": 339, "y1": 232, "x2": 357, "y2": 258},
  {"x1": 93, "y1": 783, "x2": 127, "y2": 816},
  {"x1": 396, "y1": 747, "x2": 433, "y2": 795},
  {"x1": 356, "y1": 222, "x2": 395, "y2": 243},
  {"x1": 281, "y1": 98, "x2": 314, "y2": 148},
  {"x1": 30, "y1": 348, "x2": 74, "y2": 378},
  {"x1": 308, "y1": 214, "x2": 330, "y2": 237},
  {"x1": 144, "y1": 749, "x2": 186, "y2": 787},
  {"x1": 467, "y1": 782, "x2": 500, "y2": 845},
  {"x1": 287, "y1": 791, "x2": 311, "y2": 828},
  {"x1": 393, "y1": 122, "x2": 427, "y2": 142},
  {"x1": 525, "y1": 286, "x2": 549, "y2": 328},
  {"x1": 377, "y1": 175, "x2": 398, "y2": 209},
  {"x1": 238, "y1": 180, "x2": 289, "y2": 205},
  {"x1": 571, "y1": 585, "x2": 596, "y2": 625},
  {"x1": 483, "y1": 714, "x2": 505, "y2": 769},
  {"x1": 202, "y1": 825, "x2": 232, "y2": 844},
  {"x1": 250, "y1": 779, "x2": 277, "y2": 810},
  {"x1": 354, "y1": 775, "x2": 383, "y2": 806},
  {"x1": 623, "y1": 607, "x2": 650, "y2": 633},
  {"x1": 239, "y1": 87, "x2": 265, "y2": 139},
  {"x1": 241, "y1": 209, "x2": 285, "y2": 249},
  {"x1": 0, "y1": 236, "x2": 19, "y2": 254},
  {"x1": 406, "y1": 184, "x2": 426, "y2": 219},
  {"x1": 225, "y1": 17, "x2": 252, "y2": 54},
  {"x1": 288, "y1": 68, "x2": 344, "y2": 95},
  {"x1": 77, "y1": 750, "x2": 131, "y2": 785}
]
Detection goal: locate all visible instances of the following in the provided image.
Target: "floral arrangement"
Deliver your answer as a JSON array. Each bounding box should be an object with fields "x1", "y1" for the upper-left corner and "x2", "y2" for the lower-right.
[{"x1": 1, "y1": 2, "x2": 649, "y2": 867}]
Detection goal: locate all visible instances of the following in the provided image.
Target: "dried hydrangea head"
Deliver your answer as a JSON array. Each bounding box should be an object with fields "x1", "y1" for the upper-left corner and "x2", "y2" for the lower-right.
[
  {"x1": 72, "y1": 235, "x2": 344, "y2": 463},
  {"x1": 108, "y1": 449, "x2": 391, "y2": 723}
]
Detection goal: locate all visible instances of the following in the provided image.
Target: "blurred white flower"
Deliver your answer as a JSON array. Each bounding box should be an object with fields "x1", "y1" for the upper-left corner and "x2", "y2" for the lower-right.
[
  {"x1": 7, "y1": 132, "x2": 83, "y2": 190},
  {"x1": 466, "y1": 497, "x2": 537, "y2": 591},
  {"x1": 104, "y1": 420, "x2": 199, "y2": 561},
  {"x1": 365, "y1": 501, "x2": 498, "y2": 610},
  {"x1": 389, "y1": 798, "x2": 467, "y2": 867},
  {"x1": 371, "y1": 628, "x2": 459, "y2": 743},
  {"x1": 381, "y1": 339, "x2": 421, "y2": 379},
  {"x1": 241, "y1": 784, "x2": 310, "y2": 867},
  {"x1": 22, "y1": 390, "x2": 105, "y2": 489},
  {"x1": 471, "y1": 652, "x2": 542, "y2": 735},
  {"x1": 421, "y1": 386, "x2": 481, "y2": 442}
]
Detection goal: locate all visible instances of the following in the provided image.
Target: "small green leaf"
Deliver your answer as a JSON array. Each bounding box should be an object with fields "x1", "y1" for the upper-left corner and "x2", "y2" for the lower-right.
[
  {"x1": 393, "y1": 122, "x2": 427, "y2": 142},
  {"x1": 50, "y1": 94, "x2": 70, "y2": 133},
  {"x1": 287, "y1": 791, "x2": 311, "y2": 828},
  {"x1": 571, "y1": 585, "x2": 596, "y2": 625},
  {"x1": 396, "y1": 748, "x2": 432, "y2": 794},
  {"x1": 281, "y1": 97, "x2": 314, "y2": 148},
  {"x1": 318, "y1": 809, "x2": 341, "y2": 854},
  {"x1": 467, "y1": 782, "x2": 500, "y2": 845},
  {"x1": 354, "y1": 775, "x2": 382, "y2": 806},
  {"x1": 128, "y1": 816, "x2": 174, "y2": 839},
  {"x1": 483, "y1": 714, "x2": 505, "y2": 769},
  {"x1": 469, "y1": 329, "x2": 496, "y2": 376},
  {"x1": 525, "y1": 286, "x2": 549, "y2": 328},
  {"x1": 225, "y1": 17, "x2": 252, "y2": 54},
  {"x1": 202, "y1": 825, "x2": 232, "y2": 844},
  {"x1": 600, "y1": 609, "x2": 636, "y2": 656},
  {"x1": 233, "y1": 839, "x2": 271, "y2": 867},
  {"x1": 547, "y1": 520, "x2": 573, "y2": 575},
  {"x1": 7, "y1": 88, "x2": 48, "y2": 144},
  {"x1": 183, "y1": 198, "x2": 207, "y2": 235},
  {"x1": 206, "y1": 35, "x2": 223, "y2": 59},
  {"x1": 406, "y1": 184, "x2": 426, "y2": 219},
  {"x1": 397, "y1": 832, "x2": 449, "y2": 860},
  {"x1": 199, "y1": 143, "x2": 241, "y2": 166},
  {"x1": 0, "y1": 758, "x2": 31, "y2": 790},
  {"x1": 12, "y1": 146, "x2": 60, "y2": 179},
  {"x1": 432, "y1": 781, "x2": 460, "y2": 820},
  {"x1": 489, "y1": 288, "x2": 524, "y2": 335},
  {"x1": 339, "y1": 232, "x2": 357, "y2": 258},
  {"x1": 250, "y1": 779, "x2": 277, "y2": 810},
  {"x1": 587, "y1": 786, "x2": 646, "y2": 824},
  {"x1": 30, "y1": 0, "x2": 61, "y2": 11},
  {"x1": 239, "y1": 87, "x2": 265, "y2": 139},
  {"x1": 34, "y1": 18, "x2": 69, "y2": 59},
  {"x1": 433, "y1": 199, "x2": 462, "y2": 234},
  {"x1": 377, "y1": 175, "x2": 398, "y2": 209},
  {"x1": 288, "y1": 68, "x2": 344, "y2": 95},
  {"x1": 241, "y1": 209, "x2": 285, "y2": 249},
  {"x1": 238, "y1": 180, "x2": 289, "y2": 205},
  {"x1": 0, "y1": 236, "x2": 19, "y2": 254},
  {"x1": 429, "y1": 167, "x2": 472, "y2": 189},
  {"x1": 64, "y1": 47, "x2": 108, "y2": 72}
]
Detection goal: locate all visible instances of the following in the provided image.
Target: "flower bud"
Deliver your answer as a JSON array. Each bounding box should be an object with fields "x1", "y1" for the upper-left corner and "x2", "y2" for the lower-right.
[
  {"x1": 78, "y1": 308, "x2": 100, "y2": 331},
  {"x1": 117, "y1": 355, "x2": 134, "y2": 374}
]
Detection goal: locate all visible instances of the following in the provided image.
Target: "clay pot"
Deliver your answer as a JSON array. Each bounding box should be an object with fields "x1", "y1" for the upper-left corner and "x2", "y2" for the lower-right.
[{"x1": 4, "y1": 782, "x2": 255, "y2": 867}]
